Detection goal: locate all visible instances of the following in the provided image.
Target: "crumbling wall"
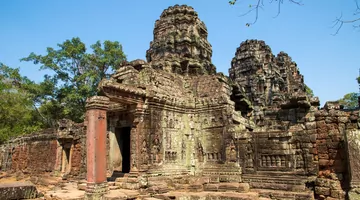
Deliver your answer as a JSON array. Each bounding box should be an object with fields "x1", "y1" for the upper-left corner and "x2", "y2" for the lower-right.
[
  {"x1": 0, "y1": 121, "x2": 86, "y2": 178},
  {"x1": 0, "y1": 129, "x2": 58, "y2": 173},
  {"x1": 69, "y1": 136, "x2": 86, "y2": 177},
  {"x1": 313, "y1": 108, "x2": 349, "y2": 199},
  {"x1": 311, "y1": 108, "x2": 359, "y2": 200}
]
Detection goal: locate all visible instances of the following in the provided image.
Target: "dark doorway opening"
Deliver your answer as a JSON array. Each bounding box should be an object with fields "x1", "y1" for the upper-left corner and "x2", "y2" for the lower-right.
[{"x1": 115, "y1": 127, "x2": 131, "y2": 173}]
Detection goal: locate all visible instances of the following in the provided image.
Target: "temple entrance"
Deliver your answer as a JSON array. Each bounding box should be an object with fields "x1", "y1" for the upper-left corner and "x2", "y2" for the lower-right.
[
  {"x1": 61, "y1": 143, "x2": 72, "y2": 174},
  {"x1": 115, "y1": 127, "x2": 131, "y2": 173}
]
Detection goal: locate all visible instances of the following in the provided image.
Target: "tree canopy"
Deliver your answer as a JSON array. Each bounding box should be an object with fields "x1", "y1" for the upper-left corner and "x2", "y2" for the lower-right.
[
  {"x1": 338, "y1": 92, "x2": 358, "y2": 109},
  {"x1": 21, "y1": 37, "x2": 126, "y2": 123},
  {"x1": 0, "y1": 37, "x2": 126, "y2": 143},
  {"x1": 0, "y1": 64, "x2": 44, "y2": 143}
]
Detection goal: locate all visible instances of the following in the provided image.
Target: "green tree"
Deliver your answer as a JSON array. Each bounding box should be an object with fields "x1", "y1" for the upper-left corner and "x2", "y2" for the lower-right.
[
  {"x1": 0, "y1": 63, "x2": 44, "y2": 143},
  {"x1": 338, "y1": 92, "x2": 358, "y2": 109},
  {"x1": 21, "y1": 37, "x2": 126, "y2": 123}
]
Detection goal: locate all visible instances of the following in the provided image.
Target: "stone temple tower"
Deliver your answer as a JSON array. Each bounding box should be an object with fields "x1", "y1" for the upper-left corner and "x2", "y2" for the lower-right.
[
  {"x1": 84, "y1": 4, "x2": 319, "y2": 199},
  {"x1": 146, "y1": 5, "x2": 216, "y2": 75},
  {"x1": 98, "y1": 4, "x2": 251, "y2": 187}
]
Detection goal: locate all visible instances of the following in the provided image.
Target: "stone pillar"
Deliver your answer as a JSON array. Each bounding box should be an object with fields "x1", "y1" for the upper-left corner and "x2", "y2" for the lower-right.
[
  {"x1": 346, "y1": 129, "x2": 360, "y2": 200},
  {"x1": 85, "y1": 96, "x2": 110, "y2": 200},
  {"x1": 130, "y1": 102, "x2": 146, "y2": 172}
]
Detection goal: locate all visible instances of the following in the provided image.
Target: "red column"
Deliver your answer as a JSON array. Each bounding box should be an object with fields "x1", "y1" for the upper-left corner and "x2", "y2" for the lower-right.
[{"x1": 85, "y1": 96, "x2": 109, "y2": 200}]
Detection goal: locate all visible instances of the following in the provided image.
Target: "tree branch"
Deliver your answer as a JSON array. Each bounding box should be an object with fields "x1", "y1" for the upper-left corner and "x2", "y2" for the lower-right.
[
  {"x1": 238, "y1": 0, "x2": 263, "y2": 26},
  {"x1": 232, "y1": 0, "x2": 303, "y2": 26},
  {"x1": 332, "y1": 14, "x2": 360, "y2": 35},
  {"x1": 332, "y1": 0, "x2": 360, "y2": 35}
]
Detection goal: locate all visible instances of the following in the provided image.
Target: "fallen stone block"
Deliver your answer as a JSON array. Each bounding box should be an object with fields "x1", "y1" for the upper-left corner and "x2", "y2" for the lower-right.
[{"x1": 0, "y1": 181, "x2": 39, "y2": 200}]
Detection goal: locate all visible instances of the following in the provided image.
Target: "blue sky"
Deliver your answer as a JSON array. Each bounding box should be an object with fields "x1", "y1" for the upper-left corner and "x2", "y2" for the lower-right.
[{"x1": 0, "y1": 0, "x2": 359, "y2": 105}]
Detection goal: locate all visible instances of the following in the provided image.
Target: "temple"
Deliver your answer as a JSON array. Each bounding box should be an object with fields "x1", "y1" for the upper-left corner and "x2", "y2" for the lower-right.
[{"x1": 1, "y1": 4, "x2": 360, "y2": 200}]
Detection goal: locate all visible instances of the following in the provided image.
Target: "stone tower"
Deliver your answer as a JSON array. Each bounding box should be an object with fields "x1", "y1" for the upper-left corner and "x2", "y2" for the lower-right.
[
  {"x1": 146, "y1": 5, "x2": 216, "y2": 75},
  {"x1": 99, "y1": 5, "x2": 250, "y2": 182}
]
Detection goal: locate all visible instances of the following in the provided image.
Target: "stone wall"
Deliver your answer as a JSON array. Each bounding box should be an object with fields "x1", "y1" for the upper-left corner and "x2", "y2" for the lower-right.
[
  {"x1": 313, "y1": 106, "x2": 359, "y2": 199},
  {"x1": 0, "y1": 120, "x2": 86, "y2": 179},
  {"x1": 0, "y1": 129, "x2": 57, "y2": 173}
]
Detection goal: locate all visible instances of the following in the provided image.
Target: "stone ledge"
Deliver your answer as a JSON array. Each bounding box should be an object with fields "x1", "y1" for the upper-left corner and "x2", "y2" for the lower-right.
[{"x1": 0, "y1": 181, "x2": 39, "y2": 200}]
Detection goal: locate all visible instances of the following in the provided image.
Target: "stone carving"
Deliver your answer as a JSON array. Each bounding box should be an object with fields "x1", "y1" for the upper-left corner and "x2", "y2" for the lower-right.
[
  {"x1": 225, "y1": 140, "x2": 237, "y2": 162},
  {"x1": 2, "y1": 4, "x2": 359, "y2": 200},
  {"x1": 197, "y1": 142, "x2": 204, "y2": 162},
  {"x1": 146, "y1": 5, "x2": 215, "y2": 76},
  {"x1": 151, "y1": 135, "x2": 161, "y2": 163},
  {"x1": 181, "y1": 139, "x2": 186, "y2": 160},
  {"x1": 141, "y1": 140, "x2": 148, "y2": 164}
]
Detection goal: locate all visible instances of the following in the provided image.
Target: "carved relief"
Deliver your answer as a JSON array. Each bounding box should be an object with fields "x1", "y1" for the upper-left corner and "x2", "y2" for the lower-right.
[
  {"x1": 166, "y1": 131, "x2": 171, "y2": 149},
  {"x1": 197, "y1": 142, "x2": 204, "y2": 162},
  {"x1": 181, "y1": 139, "x2": 186, "y2": 160},
  {"x1": 151, "y1": 135, "x2": 161, "y2": 163},
  {"x1": 226, "y1": 140, "x2": 237, "y2": 162},
  {"x1": 141, "y1": 140, "x2": 148, "y2": 165}
]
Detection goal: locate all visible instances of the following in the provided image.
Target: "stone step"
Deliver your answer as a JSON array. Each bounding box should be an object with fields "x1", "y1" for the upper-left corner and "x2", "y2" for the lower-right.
[
  {"x1": 104, "y1": 189, "x2": 140, "y2": 200},
  {"x1": 115, "y1": 182, "x2": 141, "y2": 190},
  {"x1": 115, "y1": 177, "x2": 126, "y2": 182},
  {"x1": 109, "y1": 185, "x2": 120, "y2": 190},
  {"x1": 252, "y1": 189, "x2": 314, "y2": 200},
  {"x1": 77, "y1": 183, "x2": 87, "y2": 191},
  {"x1": 115, "y1": 177, "x2": 138, "y2": 183},
  {"x1": 204, "y1": 183, "x2": 250, "y2": 193},
  {"x1": 243, "y1": 173, "x2": 309, "y2": 184},
  {"x1": 0, "y1": 182, "x2": 39, "y2": 200},
  {"x1": 154, "y1": 191, "x2": 260, "y2": 200},
  {"x1": 242, "y1": 174, "x2": 309, "y2": 191}
]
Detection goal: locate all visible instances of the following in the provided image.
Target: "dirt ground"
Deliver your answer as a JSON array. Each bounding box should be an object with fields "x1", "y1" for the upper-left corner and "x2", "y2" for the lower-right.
[{"x1": 0, "y1": 171, "x2": 83, "y2": 199}]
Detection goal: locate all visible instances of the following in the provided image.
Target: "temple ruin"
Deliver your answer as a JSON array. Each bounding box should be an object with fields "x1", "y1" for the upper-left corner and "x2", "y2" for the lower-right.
[{"x1": 1, "y1": 4, "x2": 360, "y2": 200}]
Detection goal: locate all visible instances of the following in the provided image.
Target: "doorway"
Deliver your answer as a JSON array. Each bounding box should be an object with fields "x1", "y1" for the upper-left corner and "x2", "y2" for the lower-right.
[
  {"x1": 115, "y1": 127, "x2": 131, "y2": 173},
  {"x1": 61, "y1": 144, "x2": 71, "y2": 174}
]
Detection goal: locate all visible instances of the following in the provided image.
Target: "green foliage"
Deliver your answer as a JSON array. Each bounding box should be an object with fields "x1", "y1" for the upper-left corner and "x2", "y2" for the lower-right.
[
  {"x1": 357, "y1": 76, "x2": 360, "y2": 85},
  {"x1": 21, "y1": 37, "x2": 126, "y2": 123},
  {"x1": 338, "y1": 92, "x2": 358, "y2": 109},
  {"x1": 0, "y1": 37, "x2": 126, "y2": 144},
  {"x1": 0, "y1": 63, "x2": 43, "y2": 143},
  {"x1": 304, "y1": 84, "x2": 314, "y2": 97},
  {"x1": 229, "y1": 0, "x2": 237, "y2": 5}
]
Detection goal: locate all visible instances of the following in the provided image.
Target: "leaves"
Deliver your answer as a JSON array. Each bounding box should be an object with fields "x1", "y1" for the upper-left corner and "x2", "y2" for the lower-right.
[
  {"x1": 0, "y1": 37, "x2": 126, "y2": 143},
  {"x1": 229, "y1": 0, "x2": 237, "y2": 5},
  {"x1": 21, "y1": 37, "x2": 126, "y2": 123},
  {"x1": 0, "y1": 63, "x2": 43, "y2": 144},
  {"x1": 338, "y1": 92, "x2": 358, "y2": 109}
]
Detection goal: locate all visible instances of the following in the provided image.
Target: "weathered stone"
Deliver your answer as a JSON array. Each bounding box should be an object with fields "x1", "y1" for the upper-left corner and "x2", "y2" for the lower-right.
[
  {"x1": 330, "y1": 189, "x2": 345, "y2": 199},
  {"x1": 315, "y1": 178, "x2": 330, "y2": 187},
  {"x1": 146, "y1": 5, "x2": 215, "y2": 76},
  {"x1": 0, "y1": 182, "x2": 39, "y2": 200},
  {"x1": 315, "y1": 186, "x2": 330, "y2": 196},
  {"x1": 345, "y1": 129, "x2": 360, "y2": 191},
  {"x1": 1, "y1": 5, "x2": 360, "y2": 200},
  {"x1": 305, "y1": 122, "x2": 317, "y2": 130}
]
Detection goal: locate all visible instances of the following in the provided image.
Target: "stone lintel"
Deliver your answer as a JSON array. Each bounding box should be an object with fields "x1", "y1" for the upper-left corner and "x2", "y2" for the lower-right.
[{"x1": 86, "y1": 96, "x2": 110, "y2": 111}]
